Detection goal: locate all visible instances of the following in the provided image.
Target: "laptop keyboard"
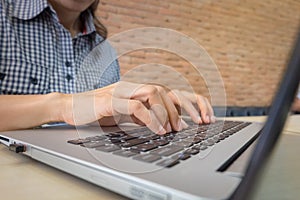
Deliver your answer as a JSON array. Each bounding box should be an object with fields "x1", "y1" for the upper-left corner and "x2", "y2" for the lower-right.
[{"x1": 68, "y1": 120, "x2": 251, "y2": 168}]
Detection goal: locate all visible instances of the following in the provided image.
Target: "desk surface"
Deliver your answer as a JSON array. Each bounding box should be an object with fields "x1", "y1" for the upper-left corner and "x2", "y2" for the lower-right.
[
  {"x1": 0, "y1": 145, "x2": 126, "y2": 200},
  {"x1": 0, "y1": 115, "x2": 299, "y2": 200}
]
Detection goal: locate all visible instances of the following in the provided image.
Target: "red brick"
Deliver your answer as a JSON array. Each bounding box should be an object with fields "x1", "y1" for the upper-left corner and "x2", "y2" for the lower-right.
[{"x1": 97, "y1": 0, "x2": 300, "y2": 106}]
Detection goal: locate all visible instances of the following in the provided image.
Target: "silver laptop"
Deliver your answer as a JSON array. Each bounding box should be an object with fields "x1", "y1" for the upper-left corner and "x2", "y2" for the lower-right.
[{"x1": 1, "y1": 25, "x2": 300, "y2": 200}]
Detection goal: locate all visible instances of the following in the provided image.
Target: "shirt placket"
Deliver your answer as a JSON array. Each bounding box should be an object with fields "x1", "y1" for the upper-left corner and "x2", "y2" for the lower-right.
[
  {"x1": 73, "y1": 36, "x2": 92, "y2": 92},
  {"x1": 58, "y1": 28, "x2": 76, "y2": 93}
]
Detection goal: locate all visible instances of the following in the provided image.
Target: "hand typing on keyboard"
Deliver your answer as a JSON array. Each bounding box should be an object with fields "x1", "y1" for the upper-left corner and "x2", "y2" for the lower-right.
[{"x1": 61, "y1": 81, "x2": 215, "y2": 135}]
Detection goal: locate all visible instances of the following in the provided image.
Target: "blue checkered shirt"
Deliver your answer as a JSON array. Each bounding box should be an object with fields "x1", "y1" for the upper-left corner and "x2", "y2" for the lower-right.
[{"x1": 0, "y1": 0, "x2": 120, "y2": 94}]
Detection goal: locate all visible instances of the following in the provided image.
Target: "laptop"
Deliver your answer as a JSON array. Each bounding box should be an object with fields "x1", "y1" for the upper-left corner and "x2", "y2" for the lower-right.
[{"x1": 1, "y1": 29, "x2": 300, "y2": 200}]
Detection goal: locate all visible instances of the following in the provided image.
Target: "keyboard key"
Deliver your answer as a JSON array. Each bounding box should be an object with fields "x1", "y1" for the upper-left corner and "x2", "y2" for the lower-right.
[
  {"x1": 173, "y1": 133, "x2": 188, "y2": 140},
  {"x1": 123, "y1": 127, "x2": 148, "y2": 135},
  {"x1": 213, "y1": 136, "x2": 220, "y2": 143},
  {"x1": 218, "y1": 134, "x2": 226, "y2": 140},
  {"x1": 156, "y1": 158, "x2": 180, "y2": 167},
  {"x1": 223, "y1": 131, "x2": 232, "y2": 137},
  {"x1": 80, "y1": 141, "x2": 106, "y2": 148},
  {"x1": 67, "y1": 138, "x2": 90, "y2": 145},
  {"x1": 148, "y1": 134, "x2": 161, "y2": 140},
  {"x1": 184, "y1": 148, "x2": 199, "y2": 155},
  {"x1": 108, "y1": 138, "x2": 123, "y2": 144},
  {"x1": 198, "y1": 133, "x2": 209, "y2": 140},
  {"x1": 96, "y1": 145, "x2": 121, "y2": 152},
  {"x1": 128, "y1": 130, "x2": 153, "y2": 137},
  {"x1": 172, "y1": 153, "x2": 191, "y2": 160},
  {"x1": 113, "y1": 150, "x2": 138, "y2": 157},
  {"x1": 133, "y1": 154, "x2": 162, "y2": 163},
  {"x1": 120, "y1": 135, "x2": 138, "y2": 141},
  {"x1": 106, "y1": 132, "x2": 126, "y2": 138},
  {"x1": 192, "y1": 136, "x2": 203, "y2": 144},
  {"x1": 161, "y1": 133, "x2": 176, "y2": 141},
  {"x1": 131, "y1": 143, "x2": 159, "y2": 152},
  {"x1": 193, "y1": 144, "x2": 208, "y2": 151},
  {"x1": 227, "y1": 129, "x2": 237, "y2": 135},
  {"x1": 152, "y1": 139, "x2": 169, "y2": 146},
  {"x1": 86, "y1": 135, "x2": 107, "y2": 141},
  {"x1": 121, "y1": 138, "x2": 150, "y2": 148},
  {"x1": 182, "y1": 129, "x2": 197, "y2": 136},
  {"x1": 151, "y1": 145, "x2": 184, "y2": 156},
  {"x1": 173, "y1": 140, "x2": 193, "y2": 148},
  {"x1": 206, "y1": 138, "x2": 215, "y2": 146}
]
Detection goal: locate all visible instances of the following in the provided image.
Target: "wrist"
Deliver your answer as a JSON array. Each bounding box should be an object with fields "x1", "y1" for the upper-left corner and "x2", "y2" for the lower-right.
[{"x1": 46, "y1": 92, "x2": 70, "y2": 123}]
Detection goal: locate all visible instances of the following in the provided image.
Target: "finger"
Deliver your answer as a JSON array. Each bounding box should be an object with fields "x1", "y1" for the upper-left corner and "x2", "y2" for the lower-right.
[
  {"x1": 133, "y1": 85, "x2": 181, "y2": 132},
  {"x1": 168, "y1": 90, "x2": 202, "y2": 124},
  {"x1": 111, "y1": 82, "x2": 181, "y2": 131},
  {"x1": 204, "y1": 98, "x2": 216, "y2": 122},
  {"x1": 180, "y1": 91, "x2": 215, "y2": 123},
  {"x1": 118, "y1": 115, "x2": 146, "y2": 126},
  {"x1": 111, "y1": 97, "x2": 166, "y2": 135},
  {"x1": 196, "y1": 95, "x2": 211, "y2": 124},
  {"x1": 154, "y1": 86, "x2": 182, "y2": 131},
  {"x1": 114, "y1": 82, "x2": 180, "y2": 131},
  {"x1": 136, "y1": 85, "x2": 169, "y2": 130}
]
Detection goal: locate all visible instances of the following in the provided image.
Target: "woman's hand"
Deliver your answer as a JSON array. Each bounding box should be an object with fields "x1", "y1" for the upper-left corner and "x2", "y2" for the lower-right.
[
  {"x1": 60, "y1": 81, "x2": 215, "y2": 134},
  {"x1": 167, "y1": 90, "x2": 215, "y2": 124}
]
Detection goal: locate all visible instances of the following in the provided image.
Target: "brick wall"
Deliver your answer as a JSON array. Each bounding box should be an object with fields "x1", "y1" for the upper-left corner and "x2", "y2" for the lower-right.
[{"x1": 96, "y1": 0, "x2": 300, "y2": 106}]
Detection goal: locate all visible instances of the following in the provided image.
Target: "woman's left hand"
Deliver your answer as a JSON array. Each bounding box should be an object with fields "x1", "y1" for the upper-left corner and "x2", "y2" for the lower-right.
[{"x1": 99, "y1": 84, "x2": 216, "y2": 131}]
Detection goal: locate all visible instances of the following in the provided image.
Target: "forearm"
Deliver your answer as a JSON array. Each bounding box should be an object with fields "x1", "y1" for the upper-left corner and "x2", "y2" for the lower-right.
[{"x1": 0, "y1": 93, "x2": 65, "y2": 131}]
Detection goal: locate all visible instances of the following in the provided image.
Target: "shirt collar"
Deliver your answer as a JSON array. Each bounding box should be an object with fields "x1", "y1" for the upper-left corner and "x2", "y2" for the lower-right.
[
  {"x1": 10, "y1": 0, "x2": 97, "y2": 36},
  {"x1": 12, "y1": 0, "x2": 49, "y2": 20},
  {"x1": 79, "y1": 10, "x2": 97, "y2": 36}
]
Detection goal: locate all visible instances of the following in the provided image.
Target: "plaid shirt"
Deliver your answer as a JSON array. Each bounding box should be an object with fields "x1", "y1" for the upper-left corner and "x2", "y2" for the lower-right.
[{"x1": 0, "y1": 0, "x2": 120, "y2": 94}]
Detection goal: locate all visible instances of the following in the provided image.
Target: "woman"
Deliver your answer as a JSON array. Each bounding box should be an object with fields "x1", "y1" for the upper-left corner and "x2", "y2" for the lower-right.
[{"x1": 0, "y1": 0, "x2": 215, "y2": 134}]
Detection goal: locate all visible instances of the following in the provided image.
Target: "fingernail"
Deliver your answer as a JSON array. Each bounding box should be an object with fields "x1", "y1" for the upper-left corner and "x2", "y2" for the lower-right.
[
  {"x1": 166, "y1": 122, "x2": 172, "y2": 133},
  {"x1": 157, "y1": 125, "x2": 166, "y2": 135},
  {"x1": 211, "y1": 116, "x2": 216, "y2": 123},
  {"x1": 177, "y1": 119, "x2": 182, "y2": 130},
  {"x1": 197, "y1": 116, "x2": 203, "y2": 124},
  {"x1": 181, "y1": 119, "x2": 188, "y2": 129},
  {"x1": 206, "y1": 115, "x2": 210, "y2": 123}
]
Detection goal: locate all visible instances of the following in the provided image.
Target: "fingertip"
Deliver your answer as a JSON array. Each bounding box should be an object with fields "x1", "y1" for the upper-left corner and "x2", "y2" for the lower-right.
[
  {"x1": 166, "y1": 122, "x2": 172, "y2": 133},
  {"x1": 177, "y1": 118, "x2": 189, "y2": 130},
  {"x1": 196, "y1": 116, "x2": 203, "y2": 124},
  {"x1": 181, "y1": 119, "x2": 188, "y2": 129},
  {"x1": 157, "y1": 125, "x2": 167, "y2": 135},
  {"x1": 211, "y1": 116, "x2": 216, "y2": 123},
  {"x1": 200, "y1": 114, "x2": 209, "y2": 124},
  {"x1": 176, "y1": 119, "x2": 182, "y2": 131},
  {"x1": 205, "y1": 115, "x2": 210, "y2": 123}
]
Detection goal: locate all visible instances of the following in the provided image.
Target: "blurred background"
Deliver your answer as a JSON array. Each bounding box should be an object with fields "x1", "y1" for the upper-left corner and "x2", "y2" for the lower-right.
[{"x1": 95, "y1": 0, "x2": 300, "y2": 108}]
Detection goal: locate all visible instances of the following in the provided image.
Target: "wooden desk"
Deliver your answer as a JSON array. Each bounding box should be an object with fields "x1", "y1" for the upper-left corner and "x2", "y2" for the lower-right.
[{"x1": 0, "y1": 115, "x2": 299, "y2": 199}]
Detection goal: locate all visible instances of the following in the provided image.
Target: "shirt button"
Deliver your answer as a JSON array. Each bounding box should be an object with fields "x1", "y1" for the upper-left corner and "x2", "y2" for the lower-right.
[
  {"x1": 0, "y1": 73, "x2": 6, "y2": 81},
  {"x1": 29, "y1": 77, "x2": 38, "y2": 85},
  {"x1": 66, "y1": 74, "x2": 73, "y2": 82},
  {"x1": 65, "y1": 61, "x2": 72, "y2": 67}
]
